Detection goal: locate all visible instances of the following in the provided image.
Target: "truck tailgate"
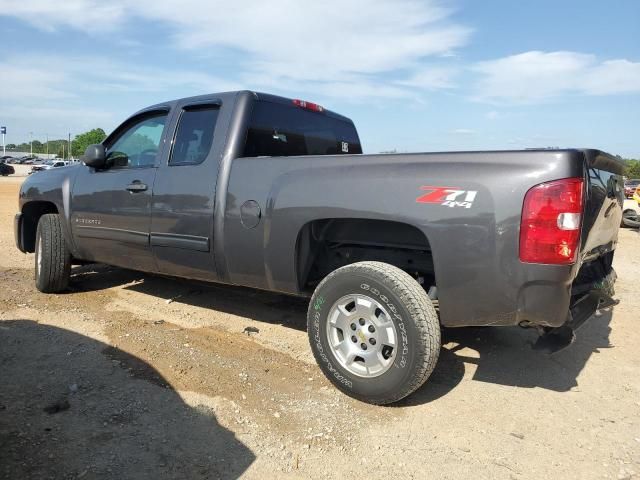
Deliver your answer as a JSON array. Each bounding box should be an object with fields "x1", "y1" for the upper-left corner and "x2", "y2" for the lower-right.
[{"x1": 579, "y1": 149, "x2": 625, "y2": 262}]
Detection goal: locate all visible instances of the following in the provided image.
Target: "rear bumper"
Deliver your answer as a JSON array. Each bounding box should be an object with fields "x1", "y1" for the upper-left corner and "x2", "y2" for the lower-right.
[
  {"x1": 569, "y1": 268, "x2": 616, "y2": 328},
  {"x1": 516, "y1": 256, "x2": 617, "y2": 329},
  {"x1": 532, "y1": 269, "x2": 617, "y2": 352}
]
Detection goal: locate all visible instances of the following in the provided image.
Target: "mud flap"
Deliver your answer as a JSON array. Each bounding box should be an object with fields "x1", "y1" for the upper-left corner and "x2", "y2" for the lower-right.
[{"x1": 533, "y1": 270, "x2": 618, "y2": 354}]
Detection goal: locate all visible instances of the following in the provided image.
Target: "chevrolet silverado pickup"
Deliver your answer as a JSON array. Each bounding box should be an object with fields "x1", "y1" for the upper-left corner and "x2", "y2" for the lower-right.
[{"x1": 15, "y1": 91, "x2": 624, "y2": 404}]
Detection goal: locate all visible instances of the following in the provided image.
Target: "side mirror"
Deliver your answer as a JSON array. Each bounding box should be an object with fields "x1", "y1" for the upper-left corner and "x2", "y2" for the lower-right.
[{"x1": 82, "y1": 144, "x2": 106, "y2": 168}]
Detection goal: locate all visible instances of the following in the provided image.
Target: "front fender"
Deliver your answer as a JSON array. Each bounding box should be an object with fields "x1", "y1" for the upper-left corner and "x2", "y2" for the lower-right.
[{"x1": 19, "y1": 165, "x2": 82, "y2": 256}]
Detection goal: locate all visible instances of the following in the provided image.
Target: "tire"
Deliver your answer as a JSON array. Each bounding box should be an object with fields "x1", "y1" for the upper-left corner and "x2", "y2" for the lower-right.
[
  {"x1": 307, "y1": 261, "x2": 440, "y2": 405},
  {"x1": 35, "y1": 214, "x2": 71, "y2": 293},
  {"x1": 621, "y1": 209, "x2": 640, "y2": 228}
]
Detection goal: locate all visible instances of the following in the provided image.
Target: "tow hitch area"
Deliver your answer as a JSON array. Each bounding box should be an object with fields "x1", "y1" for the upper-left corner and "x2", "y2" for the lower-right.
[{"x1": 533, "y1": 271, "x2": 619, "y2": 354}]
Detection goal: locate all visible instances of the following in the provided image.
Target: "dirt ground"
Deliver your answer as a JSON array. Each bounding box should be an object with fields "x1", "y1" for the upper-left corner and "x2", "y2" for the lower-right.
[{"x1": 0, "y1": 175, "x2": 638, "y2": 480}]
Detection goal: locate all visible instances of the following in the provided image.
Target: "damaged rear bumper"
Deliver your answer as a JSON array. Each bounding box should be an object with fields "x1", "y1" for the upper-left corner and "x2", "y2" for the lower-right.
[{"x1": 533, "y1": 269, "x2": 618, "y2": 353}]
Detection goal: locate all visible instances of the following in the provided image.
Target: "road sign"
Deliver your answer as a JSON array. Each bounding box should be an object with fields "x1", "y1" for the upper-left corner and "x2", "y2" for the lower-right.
[{"x1": 0, "y1": 127, "x2": 5, "y2": 134}]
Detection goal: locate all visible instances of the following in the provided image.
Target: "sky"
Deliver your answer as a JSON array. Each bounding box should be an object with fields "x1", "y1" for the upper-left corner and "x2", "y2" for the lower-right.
[{"x1": 0, "y1": 0, "x2": 638, "y2": 157}]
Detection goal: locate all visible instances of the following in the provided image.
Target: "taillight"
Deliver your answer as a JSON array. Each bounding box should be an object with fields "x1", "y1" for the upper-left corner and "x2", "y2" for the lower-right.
[
  {"x1": 519, "y1": 177, "x2": 584, "y2": 265},
  {"x1": 292, "y1": 99, "x2": 324, "y2": 112}
]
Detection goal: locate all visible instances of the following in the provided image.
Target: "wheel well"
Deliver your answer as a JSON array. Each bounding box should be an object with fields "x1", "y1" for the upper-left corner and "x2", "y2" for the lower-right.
[
  {"x1": 296, "y1": 218, "x2": 435, "y2": 293},
  {"x1": 20, "y1": 201, "x2": 59, "y2": 252}
]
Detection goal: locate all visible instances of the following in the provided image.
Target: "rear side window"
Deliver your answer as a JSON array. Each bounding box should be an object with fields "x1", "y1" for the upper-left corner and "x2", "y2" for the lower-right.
[
  {"x1": 169, "y1": 106, "x2": 220, "y2": 165},
  {"x1": 242, "y1": 101, "x2": 362, "y2": 157}
]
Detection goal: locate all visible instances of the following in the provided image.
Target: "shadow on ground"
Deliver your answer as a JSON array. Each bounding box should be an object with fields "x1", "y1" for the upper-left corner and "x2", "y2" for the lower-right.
[
  {"x1": 68, "y1": 264, "x2": 613, "y2": 407},
  {"x1": 403, "y1": 309, "x2": 613, "y2": 406},
  {"x1": 70, "y1": 264, "x2": 309, "y2": 332},
  {"x1": 0, "y1": 320, "x2": 255, "y2": 479}
]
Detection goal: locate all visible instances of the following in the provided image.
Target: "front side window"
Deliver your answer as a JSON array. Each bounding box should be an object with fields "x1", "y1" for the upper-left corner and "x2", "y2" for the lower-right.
[
  {"x1": 169, "y1": 106, "x2": 219, "y2": 166},
  {"x1": 107, "y1": 113, "x2": 168, "y2": 168}
]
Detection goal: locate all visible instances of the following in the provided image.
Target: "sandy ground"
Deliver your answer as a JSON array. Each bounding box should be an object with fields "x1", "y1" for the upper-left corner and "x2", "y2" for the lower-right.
[{"x1": 0, "y1": 175, "x2": 639, "y2": 480}]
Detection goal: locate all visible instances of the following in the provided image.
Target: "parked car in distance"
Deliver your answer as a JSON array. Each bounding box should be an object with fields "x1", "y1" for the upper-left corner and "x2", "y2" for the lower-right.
[
  {"x1": 0, "y1": 162, "x2": 15, "y2": 176},
  {"x1": 14, "y1": 91, "x2": 624, "y2": 404},
  {"x1": 624, "y1": 179, "x2": 640, "y2": 198},
  {"x1": 621, "y1": 193, "x2": 640, "y2": 228},
  {"x1": 30, "y1": 160, "x2": 70, "y2": 174},
  {"x1": 1, "y1": 155, "x2": 16, "y2": 164}
]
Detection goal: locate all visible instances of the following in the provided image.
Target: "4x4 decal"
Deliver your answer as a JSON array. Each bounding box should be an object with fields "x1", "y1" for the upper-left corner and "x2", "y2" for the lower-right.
[{"x1": 416, "y1": 186, "x2": 477, "y2": 209}]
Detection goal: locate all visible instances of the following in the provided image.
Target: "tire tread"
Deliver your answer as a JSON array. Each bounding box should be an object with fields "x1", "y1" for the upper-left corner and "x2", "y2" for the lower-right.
[
  {"x1": 35, "y1": 214, "x2": 71, "y2": 293},
  {"x1": 308, "y1": 261, "x2": 440, "y2": 405}
]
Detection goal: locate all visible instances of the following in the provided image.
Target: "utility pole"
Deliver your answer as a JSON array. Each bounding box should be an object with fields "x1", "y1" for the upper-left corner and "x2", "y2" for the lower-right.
[
  {"x1": 1, "y1": 126, "x2": 5, "y2": 156},
  {"x1": 68, "y1": 132, "x2": 71, "y2": 161},
  {"x1": 29, "y1": 131, "x2": 33, "y2": 156},
  {"x1": 46, "y1": 134, "x2": 49, "y2": 157}
]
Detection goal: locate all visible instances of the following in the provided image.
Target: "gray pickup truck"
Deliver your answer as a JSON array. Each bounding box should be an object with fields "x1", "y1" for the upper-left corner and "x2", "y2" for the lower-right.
[{"x1": 15, "y1": 91, "x2": 624, "y2": 404}]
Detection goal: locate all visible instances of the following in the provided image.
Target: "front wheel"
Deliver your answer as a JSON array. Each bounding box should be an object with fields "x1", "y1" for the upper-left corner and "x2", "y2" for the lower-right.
[
  {"x1": 307, "y1": 261, "x2": 440, "y2": 405},
  {"x1": 35, "y1": 214, "x2": 71, "y2": 293}
]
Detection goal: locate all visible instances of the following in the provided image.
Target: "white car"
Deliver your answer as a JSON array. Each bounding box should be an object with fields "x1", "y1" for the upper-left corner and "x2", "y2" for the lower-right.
[{"x1": 30, "y1": 160, "x2": 70, "y2": 174}]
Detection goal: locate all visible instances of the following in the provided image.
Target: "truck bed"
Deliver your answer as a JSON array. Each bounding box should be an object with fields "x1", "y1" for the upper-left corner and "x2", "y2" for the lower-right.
[{"x1": 223, "y1": 148, "x2": 624, "y2": 328}]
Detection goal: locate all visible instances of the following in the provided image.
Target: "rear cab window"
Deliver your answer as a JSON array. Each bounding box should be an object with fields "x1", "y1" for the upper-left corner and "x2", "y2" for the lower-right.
[{"x1": 242, "y1": 100, "x2": 362, "y2": 158}]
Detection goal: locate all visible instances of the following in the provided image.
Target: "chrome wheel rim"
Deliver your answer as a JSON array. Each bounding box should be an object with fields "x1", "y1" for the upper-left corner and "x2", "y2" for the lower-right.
[{"x1": 325, "y1": 294, "x2": 398, "y2": 378}]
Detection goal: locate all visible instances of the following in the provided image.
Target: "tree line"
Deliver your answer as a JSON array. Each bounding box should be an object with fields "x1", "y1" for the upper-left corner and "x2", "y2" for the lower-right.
[
  {"x1": 6, "y1": 129, "x2": 107, "y2": 158},
  {"x1": 5, "y1": 130, "x2": 640, "y2": 176},
  {"x1": 622, "y1": 158, "x2": 640, "y2": 178}
]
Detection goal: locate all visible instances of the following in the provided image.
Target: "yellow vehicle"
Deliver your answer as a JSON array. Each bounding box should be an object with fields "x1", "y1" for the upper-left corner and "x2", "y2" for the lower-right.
[{"x1": 634, "y1": 185, "x2": 640, "y2": 204}]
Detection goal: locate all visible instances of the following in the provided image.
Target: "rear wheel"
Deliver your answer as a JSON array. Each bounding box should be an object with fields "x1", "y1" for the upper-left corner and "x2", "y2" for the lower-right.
[
  {"x1": 35, "y1": 214, "x2": 71, "y2": 293},
  {"x1": 307, "y1": 261, "x2": 440, "y2": 405}
]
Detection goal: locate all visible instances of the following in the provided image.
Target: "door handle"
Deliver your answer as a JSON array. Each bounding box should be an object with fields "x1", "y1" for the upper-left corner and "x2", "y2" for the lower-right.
[
  {"x1": 604, "y1": 203, "x2": 616, "y2": 218},
  {"x1": 126, "y1": 182, "x2": 148, "y2": 192}
]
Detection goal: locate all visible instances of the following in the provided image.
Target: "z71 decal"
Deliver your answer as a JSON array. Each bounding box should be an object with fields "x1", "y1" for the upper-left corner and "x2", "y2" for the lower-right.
[{"x1": 416, "y1": 186, "x2": 478, "y2": 209}]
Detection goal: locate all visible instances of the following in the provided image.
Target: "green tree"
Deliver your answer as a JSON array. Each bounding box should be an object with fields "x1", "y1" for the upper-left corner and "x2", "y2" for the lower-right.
[
  {"x1": 72, "y1": 128, "x2": 107, "y2": 157},
  {"x1": 31, "y1": 140, "x2": 43, "y2": 153},
  {"x1": 117, "y1": 133, "x2": 157, "y2": 154},
  {"x1": 624, "y1": 159, "x2": 640, "y2": 178}
]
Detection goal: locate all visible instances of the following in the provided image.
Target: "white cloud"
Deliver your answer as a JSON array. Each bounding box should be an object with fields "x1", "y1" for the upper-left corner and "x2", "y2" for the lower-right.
[
  {"x1": 0, "y1": 0, "x2": 126, "y2": 32},
  {"x1": 396, "y1": 66, "x2": 459, "y2": 89},
  {"x1": 0, "y1": 56, "x2": 241, "y2": 139},
  {"x1": 0, "y1": 56, "x2": 239, "y2": 100},
  {"x1": 0, "y1": 62, "x2": 73, "y2": 101},
  {"x1": 582, "y1": 59, "x2": 640, "y2": 95},
  {"x1": 473, "y1": 51, "x2": 640, "y2": 104},
  {"x1": 451, "y1": 128, "x2": 475, "y2": 135},
  {"x1": 0, "y1": 0, "x2": 470, "y2": 101}
]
